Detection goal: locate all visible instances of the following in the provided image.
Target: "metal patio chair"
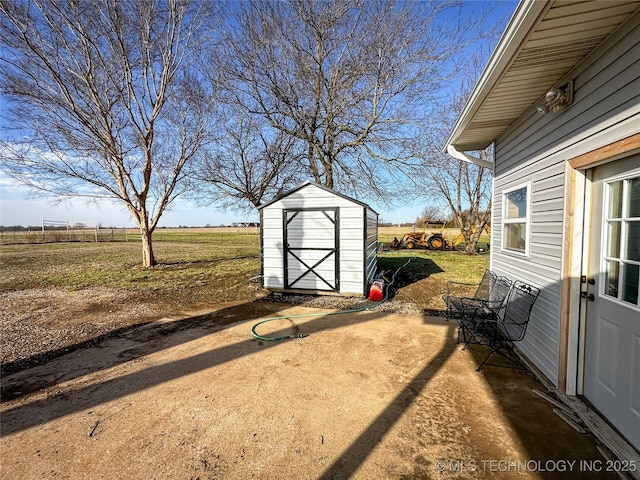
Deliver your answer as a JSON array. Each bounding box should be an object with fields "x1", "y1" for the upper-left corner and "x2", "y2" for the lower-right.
[
  {"x1": 466, "y1": 280, "x2": 540, "y2": 372},
  {"x1": 442, "y1": 270, "x2": 512, "y2": 344}
]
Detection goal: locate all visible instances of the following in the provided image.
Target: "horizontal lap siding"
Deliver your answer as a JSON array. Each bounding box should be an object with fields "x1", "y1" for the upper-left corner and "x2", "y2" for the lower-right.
[{"x1": 492, "y1": 18, "x2": 640, "y2": 386}]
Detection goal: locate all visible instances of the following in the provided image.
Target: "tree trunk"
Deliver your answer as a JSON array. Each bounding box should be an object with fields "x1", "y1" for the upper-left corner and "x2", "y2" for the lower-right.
[
  {"x1": 462, "y1": 227, "x2": 485, "y2": 255},
  {"x1": 463, "y1": 235, "x2": 479, "y2": 255},
  {"x1": 140, "y1": 228, "x2": 156, "y2": 268}
]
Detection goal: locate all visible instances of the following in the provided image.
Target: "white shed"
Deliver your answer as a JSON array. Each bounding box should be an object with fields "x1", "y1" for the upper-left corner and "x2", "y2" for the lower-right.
[{"x1": 258, "y1": 182, "x2": 378, "y2": 296}]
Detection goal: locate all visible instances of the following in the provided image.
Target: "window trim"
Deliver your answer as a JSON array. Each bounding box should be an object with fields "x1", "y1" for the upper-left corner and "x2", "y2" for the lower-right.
[{"x1": 501, "y1": 181, "x2": 531, "y2": 257}]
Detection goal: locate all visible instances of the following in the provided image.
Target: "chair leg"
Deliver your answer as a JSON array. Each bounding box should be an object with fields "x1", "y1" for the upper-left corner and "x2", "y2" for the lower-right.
[
  {"x1": 476, "y1": 343, "x2": 526, "y2": 372},
  {"x1": 475, "y1": 348, "x2": 497, "y2": 371},
  {"x1": 456, "y1": 322, "x2": 468, "y2": 344},
  {"x1": 462, "y1": 332, "x2": 481, "y2": 351},
  {"x1": 461, "y1": 321, "x2": 485, "y2": 350}
]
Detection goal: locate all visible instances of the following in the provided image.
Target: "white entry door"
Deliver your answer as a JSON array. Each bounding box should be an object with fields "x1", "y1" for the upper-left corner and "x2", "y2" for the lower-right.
[{"x1": 584, "y1": 154, "x2": 640, "y2": 450}]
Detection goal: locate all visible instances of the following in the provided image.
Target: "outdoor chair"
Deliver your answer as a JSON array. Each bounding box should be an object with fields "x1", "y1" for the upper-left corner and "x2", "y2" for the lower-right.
[
  {"x1": 464, "y1": 280, "x2": 540, "y2": 371},
  {"x1": 442, "y1": 270, "x2": 512, "y2": 344}
]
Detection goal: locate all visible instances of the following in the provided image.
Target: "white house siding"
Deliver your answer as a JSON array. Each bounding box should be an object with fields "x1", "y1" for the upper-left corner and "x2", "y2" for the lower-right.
[
  {"x1": 491, "y1": 15, "x2": 640, "y2": 385},
  {"x1": 260, "y1": 183, "x2": 377, "y2": 296}
]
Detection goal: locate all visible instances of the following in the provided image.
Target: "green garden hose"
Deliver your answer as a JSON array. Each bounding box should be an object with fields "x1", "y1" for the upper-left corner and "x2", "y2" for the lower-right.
[{"x1": 250, "y1": 258, "x2": 412, "y2": 341}]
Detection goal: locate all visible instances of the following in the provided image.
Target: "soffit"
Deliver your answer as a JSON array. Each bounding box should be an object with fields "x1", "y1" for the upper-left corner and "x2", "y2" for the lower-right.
[{"x1": 450, "y1": 0, "x2": 640, "y2": 152}]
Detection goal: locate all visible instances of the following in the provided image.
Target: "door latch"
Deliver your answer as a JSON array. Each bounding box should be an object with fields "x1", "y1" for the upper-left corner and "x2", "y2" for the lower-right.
[
  {"x1": 580, "y1": 276, "x2": 595, "y2": 285},
  {"x1": 580, "y1": 292, "x2": 595, "y2": 301}
]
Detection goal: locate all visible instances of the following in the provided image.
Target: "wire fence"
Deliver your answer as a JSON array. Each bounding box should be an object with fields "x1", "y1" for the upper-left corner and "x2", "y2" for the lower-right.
[{"x1": 0, "y1": 225, "x2": 260, "y2": 246}]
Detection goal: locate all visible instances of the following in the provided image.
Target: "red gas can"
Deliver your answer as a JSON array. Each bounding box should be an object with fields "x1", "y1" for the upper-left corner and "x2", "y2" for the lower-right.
[{"x1": 368, "y1": 279, "x2": 384, "y2": 302}]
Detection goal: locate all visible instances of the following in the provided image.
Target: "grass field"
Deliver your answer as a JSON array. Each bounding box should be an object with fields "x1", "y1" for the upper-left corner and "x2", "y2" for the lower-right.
[
  {"x1": 0, "y1": 241, "x2": 260, "y2": 292},
  {"x1": 0, "y1": 227, "x2": 490, "y2": 299},
  {"x1": 1, "y1": 225, "x2": 489, "y2": 249},
  {"x1": 0, "y1": 225, "x2": 260, "y2": 245},
  {"x1": 0, "y1": 230, "x2": 489, "y2": 307},
  {"x1": 0, "y1": 235, "x2": 488, "y2": 288},
  {"x1": 1, "y1": 232, "x2": 489, "y2": 371}
]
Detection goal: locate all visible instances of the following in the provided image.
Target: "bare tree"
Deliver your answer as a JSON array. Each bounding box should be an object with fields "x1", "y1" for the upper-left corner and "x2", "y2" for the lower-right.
[
  {"x1": 423, "y1": 151, "x2": 492, "y2": 253},
  {"x1": 0, "y1": 0, "x2": 217, "y2": 267},
  {"x1": 416, "y1": 91, "x2": 492, "y2": 254},
  {"x1": 195, "y1": 108, "x2": 304, "y2": 210},
  {"x1": 219, "y1": 0, "x2": 489, "y2": 203},
  {"x1": 415, "y1": 204, "x2": 445, "y2": 228},
  {"x1": 409, "y1": 47, "x2": 496, "y2": 254}
]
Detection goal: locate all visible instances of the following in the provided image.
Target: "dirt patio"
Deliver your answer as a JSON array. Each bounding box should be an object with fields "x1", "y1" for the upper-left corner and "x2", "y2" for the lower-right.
[{"x1": 0, "y1": 300, "x2": 617, "y2": 479}]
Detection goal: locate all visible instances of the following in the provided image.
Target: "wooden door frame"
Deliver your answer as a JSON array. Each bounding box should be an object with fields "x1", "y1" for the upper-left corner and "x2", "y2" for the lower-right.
[{"x1": 558, "y1": 133, "x2": 640, "y2": 395}]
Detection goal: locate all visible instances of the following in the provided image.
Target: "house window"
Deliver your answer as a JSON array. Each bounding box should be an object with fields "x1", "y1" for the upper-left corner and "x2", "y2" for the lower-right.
[{"x1": 502, "y1": 183, "x2": 530, "y2": 255}]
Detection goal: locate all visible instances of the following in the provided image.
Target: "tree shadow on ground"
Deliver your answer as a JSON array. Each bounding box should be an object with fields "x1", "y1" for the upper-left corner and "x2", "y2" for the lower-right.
[
  {"x1": 1, "y1": 256, "x2": 441, "y2": 381},
  {"x1": 0, "y1": 301, "x2": 286, "y2": 400},
  {"x1": 377, "y1": 256, "x2": 443, "y2": 298},
  {"x1": 1, "y1": 302, "x2": 616, "y2": 479},
  {"x1": 0, "y1": 305, "x2": 454, "y2": 440}
]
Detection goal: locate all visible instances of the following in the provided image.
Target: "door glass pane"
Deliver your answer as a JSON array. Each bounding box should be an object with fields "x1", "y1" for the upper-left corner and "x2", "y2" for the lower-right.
[
  {"x1": 628, "y1": 177, "x2": 640, "y2": 218},
  {"x1": 604, "y1": 260, "x2": 619, "y2": 298},
  {"x1": 622, "y1": 263, "x2": 639, "y2": 305},
  {"x1": 607, "y1": 221, "x2": 621, "y2": 258},
  {"x1": 627, "y1": 220, "x2": 640, "y2": 261},
  {"x1": 608, "y1": 181, "x2": 623, "y2": 218}
]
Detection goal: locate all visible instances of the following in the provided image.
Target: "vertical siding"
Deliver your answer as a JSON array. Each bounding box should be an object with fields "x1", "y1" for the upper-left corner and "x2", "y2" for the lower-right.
[
  {"x1": 261, "y1": 205, "x2": 285, "y2": 289},
  {"x1": 365, "y1": 207, "x2": 379, "y2": 290},
  {"x1": 338, "y1": 205, "x2": 366, "y2": 295},
  {"x1": 492, "y1": 18, "x2": 640, "y2": 385}
]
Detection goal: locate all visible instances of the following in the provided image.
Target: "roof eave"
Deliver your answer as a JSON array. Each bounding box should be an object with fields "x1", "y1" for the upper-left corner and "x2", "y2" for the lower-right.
[{"x1": 443, "y1": 0, "x2": 549, "y2": 154}]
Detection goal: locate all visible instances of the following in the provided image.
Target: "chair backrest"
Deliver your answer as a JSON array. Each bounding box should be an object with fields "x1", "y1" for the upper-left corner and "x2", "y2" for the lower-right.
[
  {"x1": 489, "y1": 275, "x2": 513, "y2": 304},
  {"x1": 474, "y1": 270, "x2": 496, "y2": 301},
  {"x1": 498, "y1": 280, "x2": 540, "y2": 342}
]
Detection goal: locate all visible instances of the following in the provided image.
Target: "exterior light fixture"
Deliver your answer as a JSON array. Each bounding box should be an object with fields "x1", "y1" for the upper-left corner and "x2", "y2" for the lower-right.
[{"x1": 536, "y1": 80, "x2": 573, "y2": 115}]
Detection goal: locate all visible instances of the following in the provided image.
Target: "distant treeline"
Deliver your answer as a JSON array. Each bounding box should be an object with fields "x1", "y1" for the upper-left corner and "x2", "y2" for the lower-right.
[
  {"x1": 2, "y1": 222, "x2": 454, "y2": 231},
  {"x1": 0, "y1": 223, "x2": 260, "y2": 231}
]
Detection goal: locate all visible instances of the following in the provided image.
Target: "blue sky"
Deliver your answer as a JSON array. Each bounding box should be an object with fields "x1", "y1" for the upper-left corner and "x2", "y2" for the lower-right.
[
  {"x1": 0, "y1": 171, "x2": 436, "y2": 227},
  {"x1": 0, "y1": 0, "x2": 518, "y2": 228}
]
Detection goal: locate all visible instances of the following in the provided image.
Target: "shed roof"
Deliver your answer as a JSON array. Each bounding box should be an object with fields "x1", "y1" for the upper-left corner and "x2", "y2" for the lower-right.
[
  {"x1": 257, "y1": 181, "x2": 378, "y2": 213},
  {"x1": 445, "y1": 0, "x2": 640, "y2": 154}
]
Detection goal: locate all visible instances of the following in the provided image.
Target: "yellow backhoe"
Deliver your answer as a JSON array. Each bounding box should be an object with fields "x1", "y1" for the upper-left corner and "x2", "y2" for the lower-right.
[
  {"x1": 389, "y1": 231, "x2": 452, "y2": 250},
  {"x1": 450, "y1": 225, "x2": 491, "y2": 248},
  {"x1": 389, "y1": 225, "x2": 490, "y2": 251}
]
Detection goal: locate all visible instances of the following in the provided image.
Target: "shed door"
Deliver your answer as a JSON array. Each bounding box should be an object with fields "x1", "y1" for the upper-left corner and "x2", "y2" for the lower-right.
[
  {"x1": 284, "y1": 208, "x2": 339, "y2": 292},
  {"x1": 583, "y1": 155, "x2": 640, "y2": 450}
]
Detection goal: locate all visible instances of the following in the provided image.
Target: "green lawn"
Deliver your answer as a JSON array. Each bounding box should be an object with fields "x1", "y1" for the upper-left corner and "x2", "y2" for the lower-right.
[{"x1": 1, "y1": 236, "x2": 489, "y2": 310}]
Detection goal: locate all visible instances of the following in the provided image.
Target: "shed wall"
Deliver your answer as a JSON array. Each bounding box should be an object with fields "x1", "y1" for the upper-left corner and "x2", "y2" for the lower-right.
[
  {"x1": 365, "y1": 207, "x2": 378, "y2": 290},
  {"x1": 261, "y1": 184, "x2": 375, "y2": 296},
  {"x1": 491, "y1": 15, "x2": 640, "y2": 385}
]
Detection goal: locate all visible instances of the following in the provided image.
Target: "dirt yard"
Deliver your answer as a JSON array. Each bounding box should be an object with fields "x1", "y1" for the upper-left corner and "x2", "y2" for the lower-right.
[
  {"x1": 1, "y1": 302, "x2": 617, "y2": 479},
  {"x1": 0, "y1": 251, "x2": 454, "y2": 375},
  {"x1": 0, "y1": 247, "x2": 619, "y2": 479}
]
